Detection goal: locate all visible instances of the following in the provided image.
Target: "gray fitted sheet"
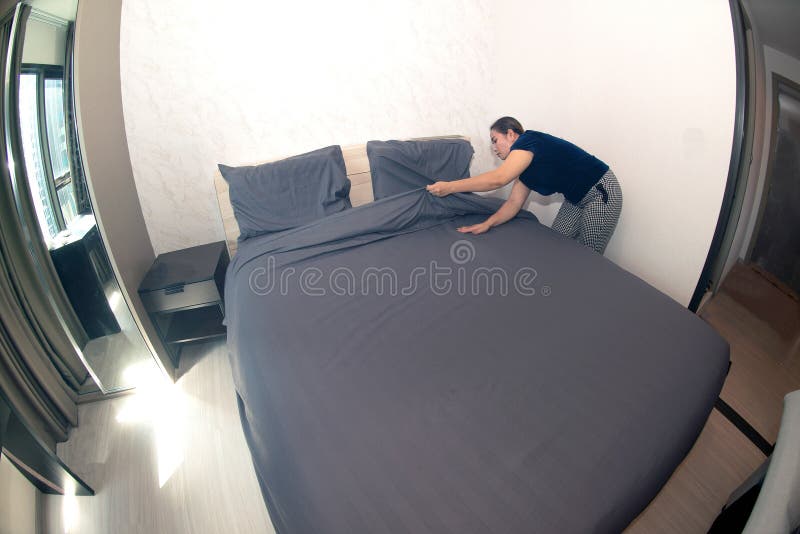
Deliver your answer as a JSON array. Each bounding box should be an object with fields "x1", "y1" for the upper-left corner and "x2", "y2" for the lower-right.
[{"x1": 225, "y1": 188, "x2": 729, "y2": 534}]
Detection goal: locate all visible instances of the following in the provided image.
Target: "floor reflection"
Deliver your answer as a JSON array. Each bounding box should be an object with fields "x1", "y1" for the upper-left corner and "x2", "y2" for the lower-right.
[{"x1": 81, "y1": 281, "x2": 158, "y2": 393}]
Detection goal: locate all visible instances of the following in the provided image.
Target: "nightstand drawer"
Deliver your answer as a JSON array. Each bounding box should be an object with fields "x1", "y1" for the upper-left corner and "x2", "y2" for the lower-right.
[{"x1": 140, "y1": 278, "x2": 221, "y2": 313}]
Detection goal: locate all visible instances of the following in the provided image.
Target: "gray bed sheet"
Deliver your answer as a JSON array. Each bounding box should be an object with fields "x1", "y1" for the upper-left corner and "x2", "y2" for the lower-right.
[{"x1": 225, "y1": 188, "x2": 729, "y2": 534}]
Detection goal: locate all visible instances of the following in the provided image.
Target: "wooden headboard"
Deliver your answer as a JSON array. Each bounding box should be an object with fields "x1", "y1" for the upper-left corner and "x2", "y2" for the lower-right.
[{"x1": 214, "y1": 136, "x2": 469, "y2": 256}]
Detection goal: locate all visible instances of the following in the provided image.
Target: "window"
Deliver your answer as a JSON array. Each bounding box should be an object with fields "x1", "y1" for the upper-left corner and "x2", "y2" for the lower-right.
[{"x1": 18, "y1": 65, "x2": 75, "y2": 244}]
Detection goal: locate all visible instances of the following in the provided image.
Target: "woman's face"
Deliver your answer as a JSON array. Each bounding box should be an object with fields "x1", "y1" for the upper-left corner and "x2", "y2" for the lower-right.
[{"x1": 490, "y1": 129, "x2": 519, "y2": 160}]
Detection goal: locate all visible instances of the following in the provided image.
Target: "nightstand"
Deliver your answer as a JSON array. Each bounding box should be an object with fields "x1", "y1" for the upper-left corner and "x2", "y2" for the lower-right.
[{"x1": 138, "y1": 241, "x2": 229, "y2": 366}]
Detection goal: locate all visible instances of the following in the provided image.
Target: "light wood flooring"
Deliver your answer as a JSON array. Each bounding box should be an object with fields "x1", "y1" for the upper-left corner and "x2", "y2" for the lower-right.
[
  {"x1": 628, "y1": 262, "x2": 800, "y2": 532},
  {"x1": 703, "y1": 263, "x2": 800, "y2": 444},
  {"x1": 41, "y1": 262, "x2": 800, "y2": 533},
  {"x1": 42, "y1": 342, "x2": 274, "y2": 533}
]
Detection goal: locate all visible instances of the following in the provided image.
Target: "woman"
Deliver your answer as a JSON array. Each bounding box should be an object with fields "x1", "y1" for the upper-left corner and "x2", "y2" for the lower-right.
[{"x1": 426, "y1": 117, "x2": 622, "y2": 255}]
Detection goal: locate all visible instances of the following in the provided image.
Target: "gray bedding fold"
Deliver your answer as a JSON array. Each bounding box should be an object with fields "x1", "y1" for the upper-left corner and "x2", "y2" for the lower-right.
[{"x1": 226, "y1": 188, "x2": 729, "y2": 533}]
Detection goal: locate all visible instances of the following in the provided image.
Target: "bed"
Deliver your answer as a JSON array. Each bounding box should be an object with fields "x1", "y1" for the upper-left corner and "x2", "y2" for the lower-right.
[{"x1": 215, "y1": 137, "x2": 729, "y2": 533}]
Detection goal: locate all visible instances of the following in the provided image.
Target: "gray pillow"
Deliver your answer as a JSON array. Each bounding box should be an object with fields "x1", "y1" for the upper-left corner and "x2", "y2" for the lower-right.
[
  {"x1": 219, "y1": 145, "x2": 351, "y2": 240},
  {"x1": 366, "y1": 138, "x2": 474, "y2": 200}
]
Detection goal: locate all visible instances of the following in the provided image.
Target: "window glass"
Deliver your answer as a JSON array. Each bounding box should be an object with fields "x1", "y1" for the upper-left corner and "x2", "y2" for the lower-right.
[
  {"x1": 19, "y1": 72, "x2": 58, "y2": 242},
  {"x1": 44, "y1": 78, "x2": 77, "y2": 226}
]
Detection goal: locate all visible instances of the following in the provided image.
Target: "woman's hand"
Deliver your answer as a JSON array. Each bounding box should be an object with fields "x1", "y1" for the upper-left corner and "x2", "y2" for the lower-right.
[
  {"x1": 457, "y1": 222, "x2": 491, "y2": 235},
  {"x1": 426, "y1": 181, "x2": 453, "y2": 197}
]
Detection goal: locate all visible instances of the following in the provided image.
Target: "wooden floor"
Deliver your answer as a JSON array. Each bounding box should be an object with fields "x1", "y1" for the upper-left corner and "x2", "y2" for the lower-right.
[
  {"x1": 42, "y1": 262, "x2": 799, "y2": 533},
  {"x1": 703, "y1": 263, "x2": 800, "y2": 443},
  {"x1": 627, "y1": 262, "x2": 800, "y2": 532},
  {"x1": 42, "y1": 342, "x2": 274, "y2": 534}
]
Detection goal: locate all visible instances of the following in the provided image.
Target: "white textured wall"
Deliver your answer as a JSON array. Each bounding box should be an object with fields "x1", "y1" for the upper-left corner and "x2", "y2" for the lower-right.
[
  {"x1": 120, "y1": 0, "x2": 495, "y2": 255},
  {"x1": 0, "y1": 455, "x2": 37, "y2": 534},
  {"x1": 490, "y1": 0, "x2": 736, "y2": 305},
  {"x1": 121, "y1": 1, "x2": 737, "y2": 305}
]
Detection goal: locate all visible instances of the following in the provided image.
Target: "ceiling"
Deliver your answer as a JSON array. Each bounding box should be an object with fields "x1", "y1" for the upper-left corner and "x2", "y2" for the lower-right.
[
  {"x1": 28, "y1": 0, "x2": 78, "y2": 22},
  {"x1": 743, "y1": 0, "x2": 800, "y2": 60}
]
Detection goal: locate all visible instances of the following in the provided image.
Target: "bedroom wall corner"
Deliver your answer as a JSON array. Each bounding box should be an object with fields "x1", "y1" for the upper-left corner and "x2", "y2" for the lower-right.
[
  {"x1": 488, "y1": 0, "x2": 737, "y2": 306},
  {"x1": 120, "y1": 0, "x2": 497, "y2": 256}
]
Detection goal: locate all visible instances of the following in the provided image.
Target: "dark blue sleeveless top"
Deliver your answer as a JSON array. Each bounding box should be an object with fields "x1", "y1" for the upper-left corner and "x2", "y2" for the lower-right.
[{"x1": 510, "y1": 131, "x2": 609, "y2": 204}]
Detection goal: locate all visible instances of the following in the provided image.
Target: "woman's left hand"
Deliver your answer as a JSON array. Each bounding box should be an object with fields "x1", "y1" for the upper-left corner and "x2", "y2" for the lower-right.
[
  {"x1": 457, "y1": 223, "x2": 490, "y2": 235},
  {"x1": 426, "y1": 181, "x2": 452, "y2": 197}
]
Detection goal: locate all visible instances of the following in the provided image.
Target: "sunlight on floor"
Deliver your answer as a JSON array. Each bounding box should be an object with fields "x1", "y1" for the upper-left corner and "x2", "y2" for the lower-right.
[{"x1": 114, "y1": 360, "x2": 187, "y2": 488}]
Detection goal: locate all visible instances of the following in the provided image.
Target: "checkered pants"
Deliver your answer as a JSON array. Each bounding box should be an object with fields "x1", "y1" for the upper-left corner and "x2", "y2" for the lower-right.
[{"x1": 551, "y1": 169, "x2": 622, "y2": 254}]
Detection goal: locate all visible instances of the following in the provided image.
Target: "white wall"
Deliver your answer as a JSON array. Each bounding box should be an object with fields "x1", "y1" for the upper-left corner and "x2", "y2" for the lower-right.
[
  {"x1": 121, "y1": 0, "x2": 737, "y2": 306},
  {"x1": 120, "y1": 0, "x2": 496, "y2": 255},
  {"x1": 489, "y1": 0, "x2": 736, "y2": 305},
  {"x1": 0, "y1": 454, "x2": 38, "y2": 534}
]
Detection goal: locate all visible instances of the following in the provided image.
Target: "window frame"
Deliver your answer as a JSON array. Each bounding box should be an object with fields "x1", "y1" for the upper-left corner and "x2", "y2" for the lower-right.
[{"x1": 20, "y1": 62, "x2": 70, "y2": 232}]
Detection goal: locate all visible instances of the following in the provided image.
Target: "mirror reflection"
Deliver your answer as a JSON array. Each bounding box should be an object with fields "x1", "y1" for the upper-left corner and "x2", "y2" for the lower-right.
[{"x1": 14, "y1": 4, "x2": 158, "y2": 393}]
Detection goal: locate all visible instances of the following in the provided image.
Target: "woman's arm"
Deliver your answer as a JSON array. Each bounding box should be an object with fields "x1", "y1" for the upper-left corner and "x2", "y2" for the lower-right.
[
  {"x1": 457, "y1": 179, "x2": 531, "y2": 235},
  {"x1": 427, "y1": 150, "x2": 533, "y2": 196}
]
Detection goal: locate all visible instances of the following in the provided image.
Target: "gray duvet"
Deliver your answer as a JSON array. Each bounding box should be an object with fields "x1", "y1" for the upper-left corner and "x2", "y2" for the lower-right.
[{"x1": 225, "y1": 189, "x2": 729, "y2": 533}]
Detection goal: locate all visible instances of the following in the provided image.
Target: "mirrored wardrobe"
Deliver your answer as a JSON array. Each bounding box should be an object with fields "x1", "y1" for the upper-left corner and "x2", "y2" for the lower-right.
[{"x1": 2, "y1": 1, "x2": 160, "y2": 394}]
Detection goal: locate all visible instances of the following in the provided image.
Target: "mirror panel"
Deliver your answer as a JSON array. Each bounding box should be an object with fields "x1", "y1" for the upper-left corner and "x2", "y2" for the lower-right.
[{"x1": 8, "y1": 3, "x2": 159, "y2": 393}]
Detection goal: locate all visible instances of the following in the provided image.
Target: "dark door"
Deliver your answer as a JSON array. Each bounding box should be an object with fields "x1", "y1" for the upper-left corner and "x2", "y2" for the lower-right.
[{"x1": 750, "y1": 76, "x2": 800, "y2": 296}]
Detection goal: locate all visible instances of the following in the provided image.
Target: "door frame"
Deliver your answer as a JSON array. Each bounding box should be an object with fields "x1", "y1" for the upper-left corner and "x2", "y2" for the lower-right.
[
  {"x1": 688, "y1": 0, "x2": 749, "y2": 312},
  {"x1": 744, "y1": 72, "x2": 800, "y2": 263}
]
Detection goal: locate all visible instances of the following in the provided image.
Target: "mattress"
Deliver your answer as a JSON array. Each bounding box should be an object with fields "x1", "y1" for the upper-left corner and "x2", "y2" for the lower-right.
[{"x1": 225, "y1": 188, "x2": 729, "y2": 533}]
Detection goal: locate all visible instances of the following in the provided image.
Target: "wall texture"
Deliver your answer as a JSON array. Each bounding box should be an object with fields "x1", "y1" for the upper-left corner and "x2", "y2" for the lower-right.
[
  {"x1": 489, "y1": 0, "x2": 736, "y2": 305},
  {"x1": 120, "y1": 0, "x2": 496, "y2": 255},
  {"x1": 120, "y1": 0, "x2": 737, "y2": 306}
]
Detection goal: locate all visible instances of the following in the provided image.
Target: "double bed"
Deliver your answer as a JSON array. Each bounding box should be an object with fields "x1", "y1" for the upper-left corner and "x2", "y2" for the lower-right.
[{"x1": 215, "y1": 137, "x2": 729, "y2": 533}]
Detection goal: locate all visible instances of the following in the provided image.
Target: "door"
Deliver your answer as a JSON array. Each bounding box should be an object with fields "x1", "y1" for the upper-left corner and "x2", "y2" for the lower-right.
[{"x1": 749, "y1": 75, "x2": 800, "y2": 296}]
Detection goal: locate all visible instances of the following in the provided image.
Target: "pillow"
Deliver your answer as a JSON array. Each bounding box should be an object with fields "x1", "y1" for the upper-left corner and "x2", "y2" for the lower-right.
[
  {"x1": 366, "y1": 138, "x2": 474, "y2": 200},
  {"x1": 219, "y1": 145, "x2": 351, "y2": 240}
]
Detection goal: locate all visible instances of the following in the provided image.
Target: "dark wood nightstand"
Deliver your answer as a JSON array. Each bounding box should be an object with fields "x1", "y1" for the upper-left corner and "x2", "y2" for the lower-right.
[{"x1": 138, "y1": 241, "x2": 229, "y2": 366}]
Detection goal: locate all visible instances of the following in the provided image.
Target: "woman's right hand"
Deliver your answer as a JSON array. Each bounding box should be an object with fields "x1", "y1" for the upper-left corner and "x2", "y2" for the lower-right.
[{"x1": 426, "y1": 181, "x2": 453, "y2": 197}]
